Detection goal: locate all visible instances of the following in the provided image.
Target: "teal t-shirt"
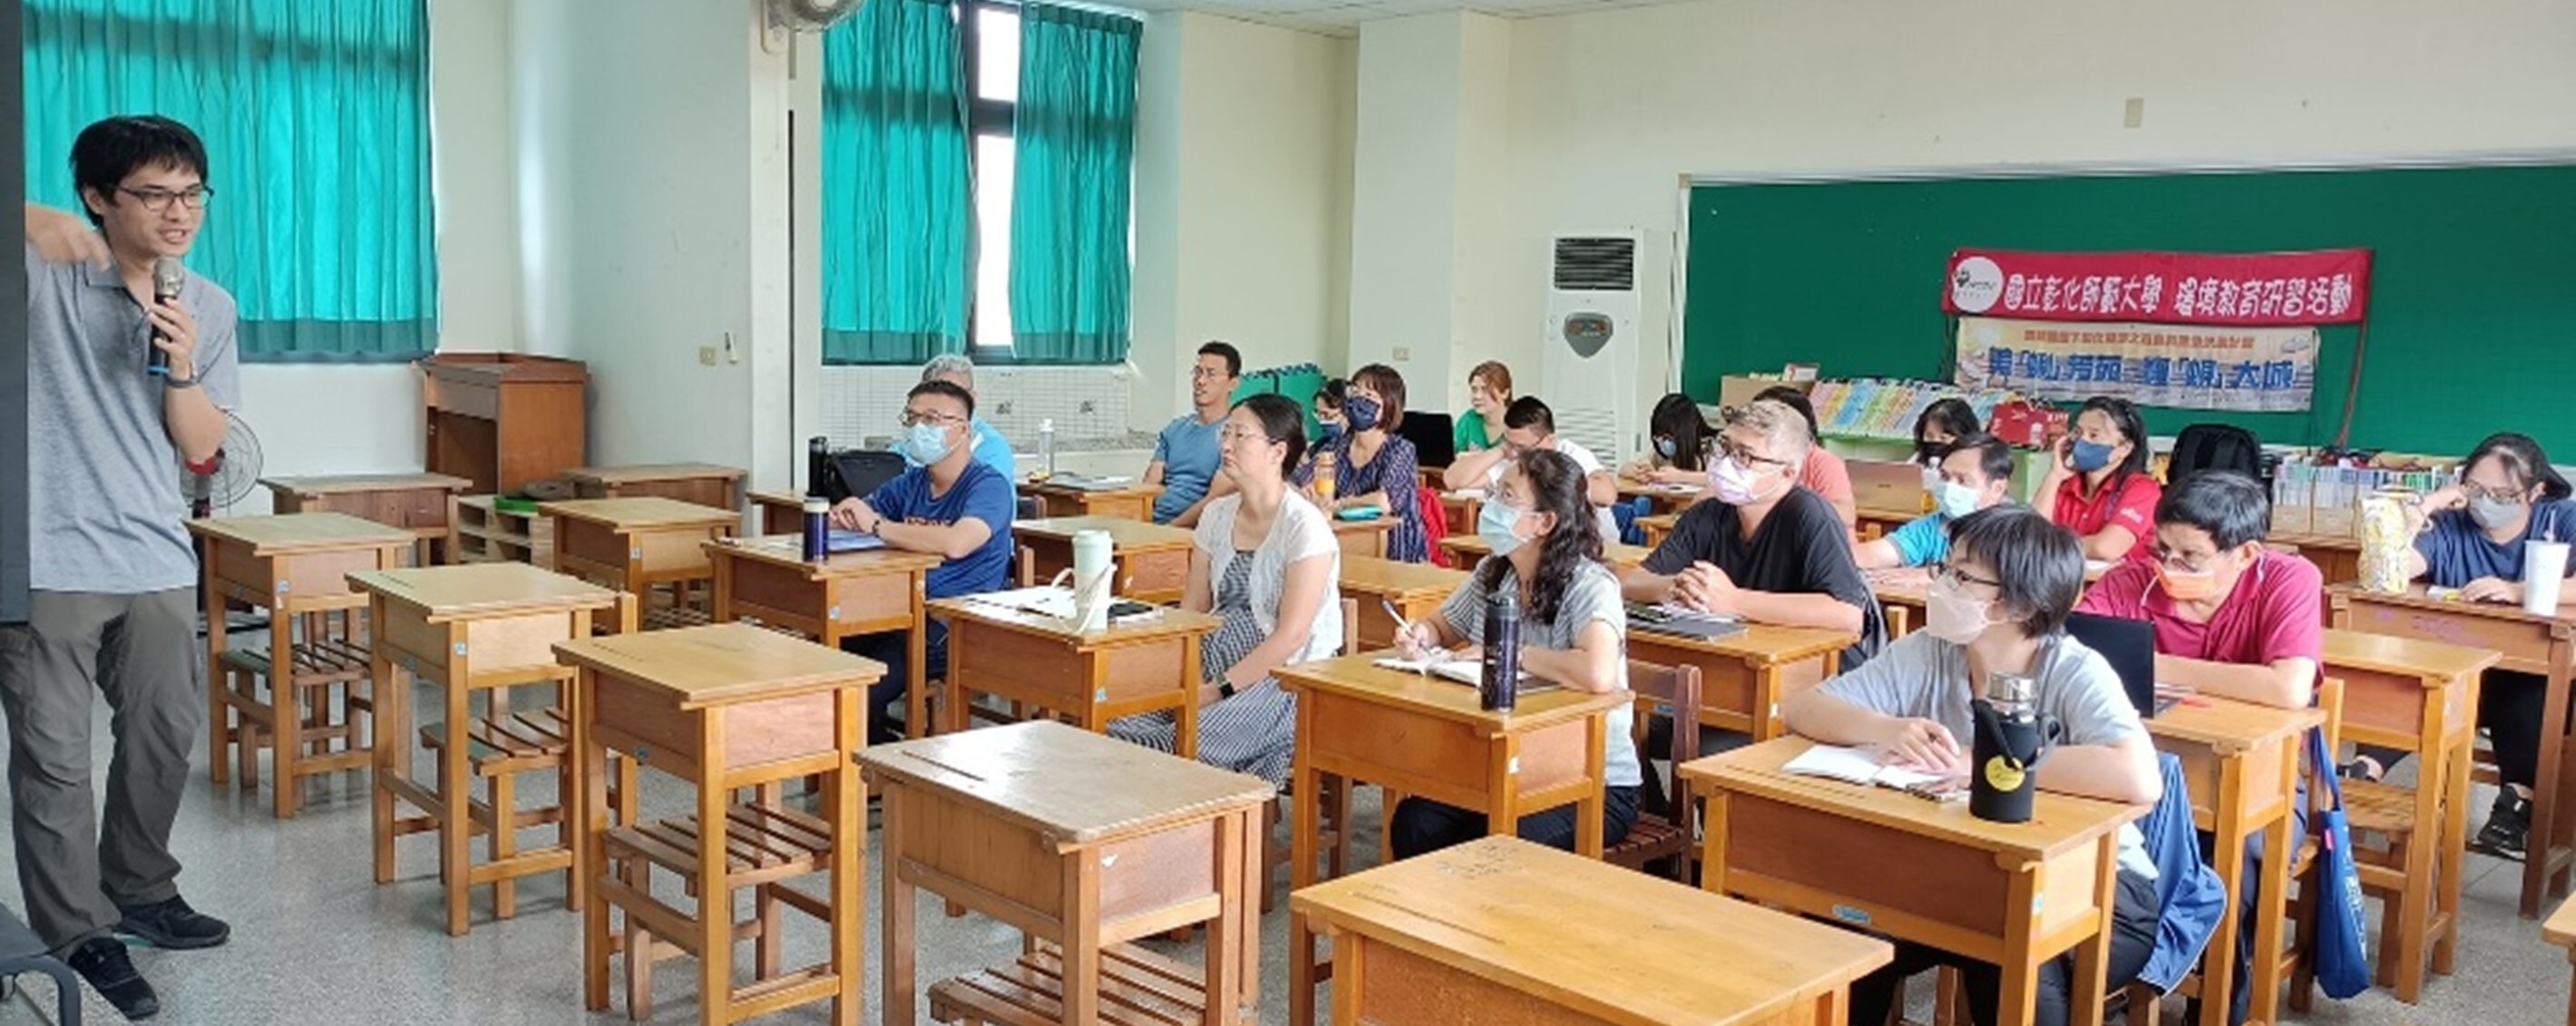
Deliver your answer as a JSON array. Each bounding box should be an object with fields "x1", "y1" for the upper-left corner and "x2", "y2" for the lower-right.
[{"x1": 1888, "y1": 513, "x2": 1951, "y2": 568}]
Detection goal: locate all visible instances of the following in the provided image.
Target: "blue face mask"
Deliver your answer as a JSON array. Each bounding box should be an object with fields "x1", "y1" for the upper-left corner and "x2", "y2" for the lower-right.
[
  {"x1": 1936, "y1": 480, "x2": 1984, "y2": 520},
  {"x1": 1319, "y1": 419, "x2": 1344, "y2": 441},
  {"x1": 1345, "y1": 396, "x2": 1381, "y2": 433},
  {"x1": 2069, "y1": 438, "x2": 2116, "y2": 474},
  {"x1": 896, "y1": 422, "x2": 958, "y2": 467},
  {"x1": 1655, "y1": 437, "x2": 1677, "y2": 459},
  {"x1": 1477, "y1": 500, "x2": 1527, "y2": 557}
]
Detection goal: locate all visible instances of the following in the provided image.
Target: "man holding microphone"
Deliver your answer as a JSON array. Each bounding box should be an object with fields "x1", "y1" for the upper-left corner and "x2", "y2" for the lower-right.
[{"x1": 14, "y1": 114, "x2": 239, "y2": 1021}]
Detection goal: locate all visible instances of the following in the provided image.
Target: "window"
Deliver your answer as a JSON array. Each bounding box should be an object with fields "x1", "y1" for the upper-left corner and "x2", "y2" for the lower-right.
[{"x1": 962, "y1": 1, "x2": 1020, "y2": 351}]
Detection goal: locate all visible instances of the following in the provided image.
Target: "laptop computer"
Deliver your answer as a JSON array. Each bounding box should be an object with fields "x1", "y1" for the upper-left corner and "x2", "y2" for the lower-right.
[
  {"x1": 2063, "y1": 611, "x2": 2168, "y2": 718},
  {"x1": 1849, "y1": 458, "x2": 1928, "y2": 517}
]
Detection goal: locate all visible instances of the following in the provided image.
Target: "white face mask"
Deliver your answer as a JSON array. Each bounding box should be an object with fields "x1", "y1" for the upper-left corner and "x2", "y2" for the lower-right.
[
  {"x1": 1936, "y1": 480, "x2": 1984, "y2": 520},
  {"x1": 1923, "y1": 573, "x2": 1994, "y2": 644},
  {"x1": 1709, "y1": 455, "x2": 1776, "y2": 506}
]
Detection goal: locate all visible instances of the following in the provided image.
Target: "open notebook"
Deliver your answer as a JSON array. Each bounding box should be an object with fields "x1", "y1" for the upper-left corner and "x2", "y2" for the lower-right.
[
  {"x1": 1782, "y1": 744, "x2": 1954, "y2": 791},
  {"x1": 1371, "y1": 655, "x2": 1536, "y2": 689}
]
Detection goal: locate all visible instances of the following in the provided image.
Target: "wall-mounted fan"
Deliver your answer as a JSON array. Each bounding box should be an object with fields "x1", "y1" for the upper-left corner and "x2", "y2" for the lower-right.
[
  {"x1": 181, "y1": 411, "x2": 264, "y2": 518},
  {"x1": 768, "y1": 0, "x2": 864, "y2": 33}
]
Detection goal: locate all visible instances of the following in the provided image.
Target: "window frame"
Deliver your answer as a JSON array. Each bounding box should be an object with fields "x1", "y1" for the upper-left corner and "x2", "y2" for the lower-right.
[{"x1": 959, "y1": 0, "x2": 1018, "y2": 353}]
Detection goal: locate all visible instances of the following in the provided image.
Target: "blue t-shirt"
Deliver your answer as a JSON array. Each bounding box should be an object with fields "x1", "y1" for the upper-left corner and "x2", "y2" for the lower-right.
[
  {"x1": 867, "y1": 461, "x2": 1016, "y2": 599},
  {"x1": 2415, "y1": 499, "x2": 2576, "y2": 588},
  {"x1": 1887, "y1": 513, "x2": 1951, "y2": 568},
  {"x1": 1151, "y1": 412, "x2": 1225, "y2": 523},
  {"x1": 969, "y1": 415, "x2": 1017, "y2": 481}
]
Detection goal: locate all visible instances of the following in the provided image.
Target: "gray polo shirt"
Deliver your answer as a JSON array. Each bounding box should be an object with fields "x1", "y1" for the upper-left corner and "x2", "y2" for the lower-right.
[{"x1": 25, "y1": 242, "x2": 241, "y2": 593}]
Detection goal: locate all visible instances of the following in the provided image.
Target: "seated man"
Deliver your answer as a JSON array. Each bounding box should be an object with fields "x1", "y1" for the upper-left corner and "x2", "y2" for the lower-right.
[
  {"x1": 1853, "y1": 432, "x2": 2015, "y2": 572},
  {"x1": 920, "y1": 353, "x2": 1017, "y2": 480},
  {"x1": 2074, "y1": 469, "x2": 2318, "y2": 1026},
  {"x1": 1147, "y1": 340, "x2": 1242, "y2": 527},
  {"x1": 1623, "y1": 398, "x2": 1883, "y2": 670},
  {"x1": 830, "y1": 380, "x2": 1017, "y2": 741},
  {"x1": 1441, "y1": 396, "x2": 1617, "y2": 541}
]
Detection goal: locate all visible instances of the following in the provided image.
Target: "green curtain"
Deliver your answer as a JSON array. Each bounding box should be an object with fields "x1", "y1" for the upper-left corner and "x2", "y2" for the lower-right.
[
  {"x1": 23, "y1": 0, "x2": 438, "y2": 363},
  {"x1": 820, "y1": 0, "x2": 971, "y2": 365},
  {"x1": 1008, "y1": 4, "x2": 1138, "y2": 364}
]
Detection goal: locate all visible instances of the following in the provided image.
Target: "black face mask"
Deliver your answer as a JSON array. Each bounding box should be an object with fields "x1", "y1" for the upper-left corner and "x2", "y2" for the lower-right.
[{"x1": 1916, "y1": 440, "x2": 1953, "y2": 466}]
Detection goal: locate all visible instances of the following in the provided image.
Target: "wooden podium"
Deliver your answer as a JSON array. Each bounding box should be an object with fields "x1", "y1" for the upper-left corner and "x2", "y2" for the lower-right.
[{"x1": 421, "y1": 353, "x2": 588, "y2": 495}]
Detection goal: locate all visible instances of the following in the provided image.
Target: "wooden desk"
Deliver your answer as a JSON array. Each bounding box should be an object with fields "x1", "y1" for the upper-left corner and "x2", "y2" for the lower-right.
[
  {"x1": 190, "y1": 513, "x2": 415, "y2": 818},
  {"x1": 1443, "y1": 534, "x2": 1654, "y2": 572},
  {"x1": 2269, "y1": 532, "x2": 2362, "y2": 586},
  {"x1": 1638, "y1": 513, "x2": 1680, "y2": 549},
  {"x1": 2321, "y1": 627, "x2": 2502, "y2": 999},
  {"x1": 1625, "y1": 624, "x2": 1852, "y2": 740},
  {"x1": 564, "y1": 463, "x2": 747, "y2": 513},
  {"x1": 2330, "y1": 582, "x2": 2576, "y2": 917},
  {"x1": 1017, "y1": 516, "x2": 1195, "y2": 606},
  {"x1": 540, "y1": 498, "x2": 740, "y2": 631},
  {"x1": 1439, "y1": 492, "x2": 1484, "y2": 542},
  {"x1": 1854, "y1": 505, "x2": 1923, "y2": 544},
  {"x1": 1332, "y1": 514, "x2": 1397, "y2": 560},
  {"x1": 556, "y1": 623, "x2": 877, "y2": 1025},
  {"x1": 1872, "y1": 573, "x2": 1927, "y2": 640},
  {"x1": 2144, "y1": 697, "x2": 2323, "y2": 1025},
  {"x1": 1026, "y1": 480, "x2": 1163, "y2": 522},
  {"x1": 1291, "y1": 835, "x2": 1892, "y2": 1026},
  {"x1": 864, "y1": 720, "x2": 1272, "y2": 1026},
  {"x1": 2546, "y1": 894, "x2": 2576, "y2": 1026},
  {"x1": 1273, "y1": 651, "x2": 1631, "y2": 1026},
  {"x1": 927, "y1": 597, "x2": 1223, "y2": 751},
  {"x1": 261, "y1": 473, "x2": 472, "y2": 565},
  {"x1": 1683, "y1": 737, "x2": 2146, "y2": 1026},
  {"x1": 350, "y1": 562, "x2": 621, "y2": 934},
  {"x1": 1338, "y1": 555, "x2": 1469, "y2": 650},
  {"x1": 703, "y1": 536, "x2": 943, "y2": 738},
  {"x1": 749, "y1": 489, "x2": 808, "y2": 536},
  {"x1": 1618, "y1": 480, "x2": 1704, "y2": 516}
]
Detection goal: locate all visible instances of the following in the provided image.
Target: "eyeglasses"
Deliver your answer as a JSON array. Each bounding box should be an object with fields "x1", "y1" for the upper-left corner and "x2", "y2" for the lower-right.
[
  {"x1": 897, "y1": 410, "x2": 964, "y2": 428},
  {"x1": 1927, "y1": 561, "x2": 2002, "y2": 591},
  {"x1": 1712, "y1": 437, "x2": 1789, "y2": 467},
  {"x1": 2464, "y1": 482, "x2": 2531, "y2": 504},
  {"x1": 2147, "y1": 546, "x2": 2215, "y2": 574},
  {"x1": 116, "y1": 186, "x2": 213, "y2": 213}
]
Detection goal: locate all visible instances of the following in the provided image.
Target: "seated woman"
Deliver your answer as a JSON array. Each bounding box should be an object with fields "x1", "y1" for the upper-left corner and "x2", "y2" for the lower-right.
[
  {"x1": 1389, "y1": 450, "x2": 1641, "y2": 856},
  {"x1": 2351, "y1": 432, "x2": 2576, "y2": 858},
  {"x1": 1781, "y1": 506, "x2": 2162, "y2": 1026},
  {"x1": 1453, "y1": 360, "x2": 1514, "y2": 454},
  {"x1": 1293, "y1": 363, "x2": 1429, "y2": 562},
  {"x1": 1912, "y1": 396, "x2": 1984, "y2": 475},
  {"x1": 1312, "y1": 377, "x2": 1348, "y2": 443},
  {"x1": 1109, "y1": 395, "x2": 1343, "y2": 785},
  {"x1": 1756, "y1": 385, "x2": 1858, "y2": 530},
  {"x1": 2035, "y1": 396, "x2": 2161, "y2": 564},
  {"x1": 1623, "y1": 392, "x2": 1716, "y2": 485}
]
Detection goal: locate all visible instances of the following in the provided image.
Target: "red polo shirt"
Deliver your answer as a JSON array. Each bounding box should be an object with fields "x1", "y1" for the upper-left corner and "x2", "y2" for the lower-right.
[
  {"x1": 2053, "y1": 472, "x2": 2162, "y2": 563},
  {"x1": 2077, "y1": 549, "x2": 2324, "y2": 669}
]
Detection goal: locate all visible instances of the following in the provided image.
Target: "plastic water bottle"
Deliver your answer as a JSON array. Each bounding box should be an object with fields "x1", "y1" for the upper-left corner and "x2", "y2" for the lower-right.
[
  {"x1": 1071, "y1": 529, "x2": 1114, "y2": 631},
  {"x1": 802, "y1": 498, "x2": 830, "y2": 562},
  {"x1": 1039, "y1": 418, "x2": 1057, "y2": 481},
  {"x1": 1480, "y1": 589, "x2": 1519, "y2": 712},
  {"x1": 1314, "y1": 450, "x2": 1339, "y2": 504}
]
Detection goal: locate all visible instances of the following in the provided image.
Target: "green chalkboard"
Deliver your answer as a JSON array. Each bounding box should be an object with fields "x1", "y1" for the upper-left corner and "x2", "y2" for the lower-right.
[{"x1": 1681, "y1": 164, "x2": 2576, "y2": 457}]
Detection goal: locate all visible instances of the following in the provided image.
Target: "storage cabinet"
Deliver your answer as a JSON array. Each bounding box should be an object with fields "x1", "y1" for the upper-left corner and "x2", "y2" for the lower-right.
[{"x1": 421, "y1": 354, "x2": 588, "y2": 495}]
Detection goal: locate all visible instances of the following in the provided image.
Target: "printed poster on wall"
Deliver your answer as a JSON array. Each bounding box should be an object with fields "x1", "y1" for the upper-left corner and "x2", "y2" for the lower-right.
[
  {"x1": 1943, "y1": 248, "x2": 2372, "y2": 327},
  {"x1": 1955, "y1": 317, "x2": 2318, "y2": 413}
]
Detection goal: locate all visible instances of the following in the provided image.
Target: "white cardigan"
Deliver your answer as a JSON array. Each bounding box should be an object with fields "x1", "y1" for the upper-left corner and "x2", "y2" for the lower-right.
[{"x1": 1195, "y1": 493, "x2": 1344, "y2": 665}]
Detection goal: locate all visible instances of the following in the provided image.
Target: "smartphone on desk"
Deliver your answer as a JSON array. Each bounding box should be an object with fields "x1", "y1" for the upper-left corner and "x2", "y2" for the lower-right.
[{"x1": 1902, "y1": 777, "x2": 1972, "y2": 804}]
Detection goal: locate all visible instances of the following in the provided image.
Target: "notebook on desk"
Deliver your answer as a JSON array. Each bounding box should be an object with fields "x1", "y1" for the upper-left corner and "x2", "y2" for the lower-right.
[
  {"x1": 826, "y1": 530, "x2": 885, "y2": 553},
  {"x1": 1626, "y1": 602, "x2": 1747, "y2": 641},
  {"x1": 1041, "y1": 473, "x2": 1136, "y2": 493},
  {"x1": 1370, "y1": 655, "x2": 1540, "y2": 690}
]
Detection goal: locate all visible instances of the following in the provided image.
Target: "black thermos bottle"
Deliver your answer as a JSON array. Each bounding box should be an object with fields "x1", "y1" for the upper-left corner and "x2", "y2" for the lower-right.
[
  {"x1": 1970, "y1": 670, "x2": 2052, "y2": 824},
  {"x1": 1480, "y1": 589, "x2": 1520, "y2": 712},
  {"x1": 806, "y1": 435, "x2": 831, "y2": 499}
]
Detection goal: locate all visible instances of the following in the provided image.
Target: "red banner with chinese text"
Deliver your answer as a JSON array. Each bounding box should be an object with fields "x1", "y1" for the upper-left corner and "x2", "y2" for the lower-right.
[{"x1": 1942, "y1": 249, "x2": 2371, "y2": 326}]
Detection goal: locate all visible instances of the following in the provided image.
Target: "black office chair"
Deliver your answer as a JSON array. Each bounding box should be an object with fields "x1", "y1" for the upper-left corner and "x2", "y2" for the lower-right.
[{"x1": 0, "y1": 904, "x2": 78, "y2": 1024}]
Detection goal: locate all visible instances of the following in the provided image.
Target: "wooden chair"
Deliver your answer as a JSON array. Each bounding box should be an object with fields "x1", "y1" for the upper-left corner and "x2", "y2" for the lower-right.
[
  {"x1": 1603, "y1": 660, "x2": 1701, "y2": 882},
  {"x1": 216, "y1": 608, "x2": 375, "y2": 818},
  {"x1": 1262, "y1": 597, "x2": 1362, "y2": 914},
  {"x1": 2335, "y1": 679, "x2": 2463, "y2": 1003}
]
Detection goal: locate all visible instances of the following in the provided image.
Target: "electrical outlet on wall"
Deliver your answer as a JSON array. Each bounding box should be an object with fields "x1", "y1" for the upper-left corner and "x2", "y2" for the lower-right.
[
  {"x1": 1392, "y1": 347, "x2": 1412, "y2": 361},
  {"x1": 698, "y1": 346, "x2": 718, "y2": 366},
  {"x1": 2123, "y1": 97, "x2": 2145, "y2": 129}
]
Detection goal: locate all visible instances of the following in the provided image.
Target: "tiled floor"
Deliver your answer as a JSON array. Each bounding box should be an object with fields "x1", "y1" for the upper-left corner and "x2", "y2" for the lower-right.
[{"x1": 2, "y1": 689, "x2": 2570, "y2": 1025}]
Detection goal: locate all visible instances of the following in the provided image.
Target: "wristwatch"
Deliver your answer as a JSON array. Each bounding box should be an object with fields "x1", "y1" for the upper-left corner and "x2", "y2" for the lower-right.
[
  {"x1": 1215, "y1": 679, "x2": 1237, "y2": 699},
  {"x1": 163, "y1": 366, "x2": 202, "y2": 389}
]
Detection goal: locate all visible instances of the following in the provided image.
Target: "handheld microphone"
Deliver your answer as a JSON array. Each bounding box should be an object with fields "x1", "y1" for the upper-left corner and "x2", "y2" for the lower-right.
[{"x1": 149, "y1": 258, "x2": 185, "y2": 376}]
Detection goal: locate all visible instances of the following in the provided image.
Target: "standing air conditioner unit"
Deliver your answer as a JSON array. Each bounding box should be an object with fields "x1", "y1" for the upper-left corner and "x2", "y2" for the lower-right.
[{"x1": 1542, "y1": 233, "x2": 1643, "y2": 463}]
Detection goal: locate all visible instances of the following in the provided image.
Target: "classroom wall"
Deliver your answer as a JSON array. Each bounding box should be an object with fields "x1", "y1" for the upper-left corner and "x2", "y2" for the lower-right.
[
  {"x1": 1130, "y1": 11, "x2": 1355, "y2": 433},
  {"x1": 1492, "y1": 0, "x2": 2576, "y2": 415},
  {"x1": 229, "y1": 0, "x2": 522, "y2": 511}
]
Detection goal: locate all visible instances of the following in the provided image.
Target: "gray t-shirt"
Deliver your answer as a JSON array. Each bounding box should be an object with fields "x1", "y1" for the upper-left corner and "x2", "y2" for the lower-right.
[
  {"x1": 25, "y1": 243, "x2": 242, "y2": 592},
  {"x1": 1439, "y1": 556, "x2": 1643, "y2": 788},
  {"x1": 1817, "y1": 630, "x2": 2155, "y2": 877}
]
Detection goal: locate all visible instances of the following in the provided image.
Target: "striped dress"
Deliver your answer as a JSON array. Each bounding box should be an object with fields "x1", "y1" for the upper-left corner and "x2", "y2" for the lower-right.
[{"x1": 1107, "y1": 552, "x2": 1298, "y2": 784}]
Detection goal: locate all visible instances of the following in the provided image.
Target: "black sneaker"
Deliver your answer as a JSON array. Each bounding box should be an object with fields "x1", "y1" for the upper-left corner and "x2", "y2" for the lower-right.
[
  {"x1": 65, "y1": 936, "x2": 159, "y2": 1021},
  {"x1": 2475, "y1": 790, "x2": 2532, "y2": 860},
  {"x1": 113, "y1": 895, "x2": 230, "y2": 951}
]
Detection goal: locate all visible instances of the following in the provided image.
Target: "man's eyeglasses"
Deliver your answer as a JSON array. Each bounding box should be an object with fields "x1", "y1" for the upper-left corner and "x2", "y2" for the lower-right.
[
  {"x1": 1927, "y1": 561, "x2": 2002, "y2": 591},
  {"x1": 2147, "y1": 546, "x2": 2216, "y2": 574},
  {"x1": 117, "y1": 186, "x2": 213, "y2": 213},
  {"x1": 898, "y1": 410, "x2": 964, "y2": 428},
  {"x1": 1712, "y1": 437, "x2": 1788, "y2": 467}
]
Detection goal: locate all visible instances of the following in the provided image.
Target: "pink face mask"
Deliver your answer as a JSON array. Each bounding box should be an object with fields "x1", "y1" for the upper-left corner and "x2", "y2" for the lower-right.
[{"x1": 1709, "y1": 456, "x2": 1773, "y2": 506}]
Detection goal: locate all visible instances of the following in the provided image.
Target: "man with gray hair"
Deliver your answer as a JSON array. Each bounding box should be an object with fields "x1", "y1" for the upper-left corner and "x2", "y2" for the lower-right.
[
  {"x1": 920, "y1": 353, "x2": 1018, "y2": 480},
  {"x1": 1623, "y1": 398, "x2": 1882, "y2": 670}
]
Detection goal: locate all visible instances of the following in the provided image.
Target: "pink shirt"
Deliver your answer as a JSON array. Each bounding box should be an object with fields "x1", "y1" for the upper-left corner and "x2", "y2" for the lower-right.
[
  {"x1": 1800, "y1": 446, "x2": 1855, "y2": 518},
  {"x1": 2078, "y1": 549, "x2": 2323, "y2": 668}
]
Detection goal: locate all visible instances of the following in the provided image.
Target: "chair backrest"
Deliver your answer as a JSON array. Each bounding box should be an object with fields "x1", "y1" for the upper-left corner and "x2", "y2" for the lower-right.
[
  {"x1": 820, "y1": 449, "x2": 908, "y2": 504},
  {"x1": 1016, "y1": 544, "x2": 1037, "y2": 588},
  {"x1": 1624, "y1": 659, "x2": 1702, "y2": 839},
  {"x1": 1341, "y1": 597, "x2": 1360, "y2": 654}
]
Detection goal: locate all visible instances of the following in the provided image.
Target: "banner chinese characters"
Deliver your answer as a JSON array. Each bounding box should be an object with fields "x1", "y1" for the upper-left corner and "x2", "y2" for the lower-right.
[
  {"x1": 1943, "y1": 249, "x2": 2371, "y2": 326},
  {"x1": 1955, "y1": 318, "x2": 2318, "y2": 413}
]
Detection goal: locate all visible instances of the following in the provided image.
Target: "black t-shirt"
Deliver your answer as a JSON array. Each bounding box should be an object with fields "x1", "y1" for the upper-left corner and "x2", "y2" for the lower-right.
[{"x1": 1642, "y1": 487, "x2": 1883, "y2": 668}]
